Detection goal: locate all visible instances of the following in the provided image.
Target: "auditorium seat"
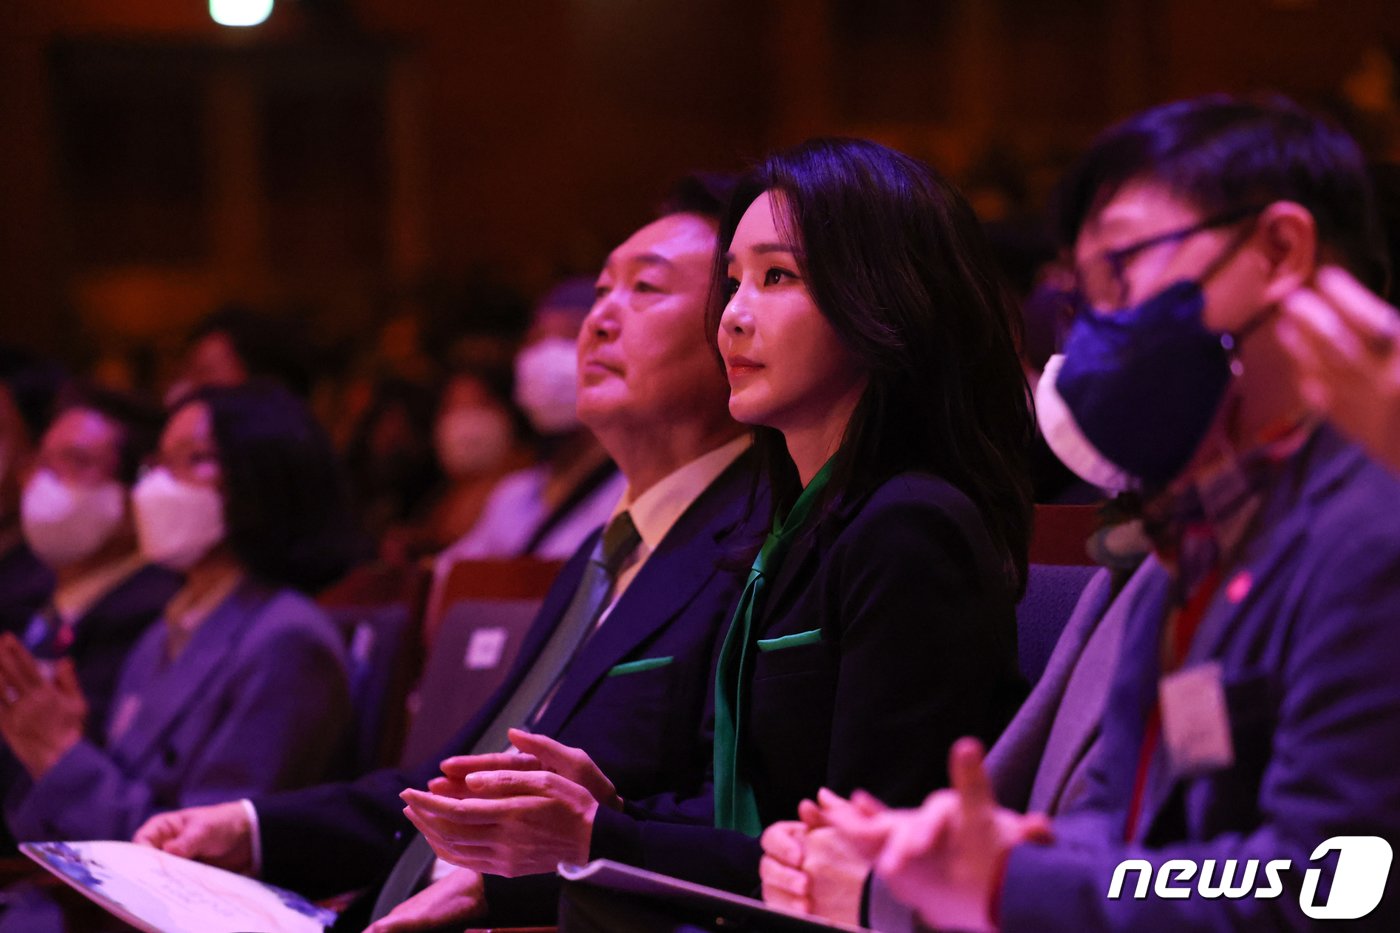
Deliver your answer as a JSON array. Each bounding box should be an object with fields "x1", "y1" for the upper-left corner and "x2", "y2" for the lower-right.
[
  {"x1": 1017, "y1": 504, "x2": 1102, "y2": 683},
  {"x1": 1016, "y1": 563, "x2": 1099, "y2": 685},
  {"x1": 320, "y1": 561, "x2": 431, "y2": 774},
  {"x1": 399, "y1": 558, "x2": 564, "y2": 767}
]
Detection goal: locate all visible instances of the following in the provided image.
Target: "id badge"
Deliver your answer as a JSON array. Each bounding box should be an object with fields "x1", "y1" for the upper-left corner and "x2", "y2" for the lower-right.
[{"x1": 1158, "y1": 661, "x2": 1235, "y2": 777}]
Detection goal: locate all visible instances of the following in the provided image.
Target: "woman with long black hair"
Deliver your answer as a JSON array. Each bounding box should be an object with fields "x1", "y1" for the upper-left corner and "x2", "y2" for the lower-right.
[{"x1": 398, "y1": 137, "x2": 1034, "y2": 917}]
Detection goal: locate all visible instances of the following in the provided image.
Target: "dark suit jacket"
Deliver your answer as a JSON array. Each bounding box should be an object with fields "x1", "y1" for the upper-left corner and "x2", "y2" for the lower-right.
[
  {"x1": 254, "y1": 452, "x2": 764, "y2": 901},
  {"x1": 1001, "y1": 427, "x2": 1400, "y2": 932},
  {"x1": 0, "y1": 541, "x2": 53, "y2": 637},
  {"x1": 4, "y1": 580, "x2": 350, "y2": 843},
  {"x1": 590, "y1": 471, "x2": 1025, "y2": 895}
]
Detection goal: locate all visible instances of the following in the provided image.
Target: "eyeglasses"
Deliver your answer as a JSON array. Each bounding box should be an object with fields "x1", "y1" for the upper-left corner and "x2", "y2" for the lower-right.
[
  {"x1": 138, "y1": 448, "x2": 221, "y2": 483},
  {"x1": 1074, "y1": 204, "x2": 1265, "y2": 313}
]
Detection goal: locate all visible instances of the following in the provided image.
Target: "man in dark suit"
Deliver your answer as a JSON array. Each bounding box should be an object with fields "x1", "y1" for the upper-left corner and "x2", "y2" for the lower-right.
[
  {"x1": 7, "y1": 388, "x2": 179, "y2": 729},
  {"x1": 807, "y1": 96, "x2": 1400, "y2": 933},
  {"x1": 136, "y1": 177, "x2": 764, "y2": 929}
]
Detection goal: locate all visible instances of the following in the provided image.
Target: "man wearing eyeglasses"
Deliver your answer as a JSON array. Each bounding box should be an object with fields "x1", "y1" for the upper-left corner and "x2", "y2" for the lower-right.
[
  {"x1": 758, "y1": 95, "x2": 1400, "y2": 933},
  {"x1": 0, "y1": 387, "x2": 180, "y2": 849}
]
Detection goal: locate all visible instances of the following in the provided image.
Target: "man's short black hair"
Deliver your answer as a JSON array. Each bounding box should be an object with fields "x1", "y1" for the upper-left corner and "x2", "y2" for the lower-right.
[
  {"x1": 1055, "y1": 93, "x2": 1391, "y2": 293},
  {"x1": 657, "y1": 172, "x2": 738, "y2": 223},
  {"x1": 54, "y1": 383, "x2": 164, "y2": 486}
]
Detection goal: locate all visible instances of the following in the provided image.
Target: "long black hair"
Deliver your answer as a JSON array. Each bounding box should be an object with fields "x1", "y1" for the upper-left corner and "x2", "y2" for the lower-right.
[
  {"x1": 707, "y1": 138, "x2": 1034, "y2": 592},
  {"x1": 177, "y1": 381, "x2": 361, "y2": 592}
]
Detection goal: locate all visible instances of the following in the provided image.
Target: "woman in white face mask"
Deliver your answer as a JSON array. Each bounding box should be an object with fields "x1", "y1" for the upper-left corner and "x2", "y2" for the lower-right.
[
  {"x1": 0, "y1": 381, "x2": 358, "y2": 846},
  {"x1": 379, "y1": 366, "x2": 529, "y2": 566},
  {"x1": 433, "y1": 286, "x2": 626, "y2": 550},
  {"x1": 423, "y1": 280, "x2": 628, "y2": 636}
]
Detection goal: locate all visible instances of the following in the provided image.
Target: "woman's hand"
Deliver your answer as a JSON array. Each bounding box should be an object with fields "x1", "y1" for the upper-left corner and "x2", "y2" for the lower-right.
[{"x1": 0, "y1": 633, "x2": 87, "y2": 779}]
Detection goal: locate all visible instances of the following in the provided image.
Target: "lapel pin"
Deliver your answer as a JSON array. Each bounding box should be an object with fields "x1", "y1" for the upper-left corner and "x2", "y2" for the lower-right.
[{"x1": 1226, "y1": 570, "x2": 1253, "y2": 604}]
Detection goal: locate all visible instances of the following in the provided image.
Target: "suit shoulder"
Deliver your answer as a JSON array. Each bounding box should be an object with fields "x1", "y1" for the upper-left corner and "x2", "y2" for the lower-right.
[
  {"x1": 1304, "y1": 436, "x2": 1400, "y2": 553},
  {"x1": 243, "y1": 588, "x2": 343, "y2": 653},
  {"x1": 843, "y1": 472, "x2": 986, "y2": 543}
]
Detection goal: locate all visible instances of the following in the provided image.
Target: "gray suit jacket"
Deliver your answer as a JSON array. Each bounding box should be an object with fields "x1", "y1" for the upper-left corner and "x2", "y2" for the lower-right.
[
  {"x1": 1001, "y1": 428, "x2": 1400, "y2": 932},
  {"x1": 988, "y1": 559, "x2": 1160, "y2": 815},
  {"x1": 4, "y1": 580, "x2": 350, "y2": 842}
]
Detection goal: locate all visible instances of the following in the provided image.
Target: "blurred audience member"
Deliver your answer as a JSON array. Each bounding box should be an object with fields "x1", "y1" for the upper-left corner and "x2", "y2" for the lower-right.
[
  {"x1": 0, "y1": 348, "x2": 66, "y2": 636},
  {"x1": 14, "y1": 386, "x2": 180, "y2": 739},
  {"x1": 164, "y1": 304, "x2": 314, "y2": 405},
  {"x1": 376, "y1": 310, "x2": 438, "y2": 390},
  {"x1": 344, "y1": 377, "x2": 442, "y2": 546},
  {"x1": 1280, "y1": 264, "x2": 1400, "y2": 474},
  {"x1": 426, "y1": 279, "x2": 625, "y2": 618},
  {"x1": 379, "y1": 364, "x2": 531, "y2": 566},
  {"x1": 0, "y1": 382, "x2": 355, "y2": 859}
]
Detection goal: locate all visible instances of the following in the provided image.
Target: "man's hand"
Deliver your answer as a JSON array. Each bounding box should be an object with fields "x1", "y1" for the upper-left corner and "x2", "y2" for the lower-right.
[
  {"x1": 401, "y1": 770, "x2": 599, "y2": 877},
  {"x1": 433, "y1": 730, "x2": 623, "y2": 812},
  {"x1": 815, "y1": 788, "x2": 897, "y2": 863},
  {"x1": 872, "y1": 738, "x2": 1053, "y2": 933},
  {"x1": 0, "y1": 635, "x2": 86, "y2": 779},
  {"x1": 364, "y1": 867, "x2": 487, "y2": 933},
  {"x1": 133, "y1": 801, "x2": 255, "y2": 874},
  {"x1": 1280, "y1": 265, "x2": 1400, "y2": 473}
]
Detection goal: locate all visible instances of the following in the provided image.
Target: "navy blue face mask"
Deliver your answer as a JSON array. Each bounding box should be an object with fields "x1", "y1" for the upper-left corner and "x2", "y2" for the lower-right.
[{"x1": 1036, "y1": 279, "x2": 1233, "y2": 492}]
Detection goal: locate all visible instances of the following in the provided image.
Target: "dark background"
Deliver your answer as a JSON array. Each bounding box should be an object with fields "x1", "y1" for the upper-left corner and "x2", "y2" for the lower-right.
[{"x1": 3, "y1": 0, "x2": 1398, "y2": 384}]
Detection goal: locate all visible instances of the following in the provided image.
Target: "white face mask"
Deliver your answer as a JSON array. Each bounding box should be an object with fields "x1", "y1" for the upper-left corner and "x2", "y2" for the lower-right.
[
  {"x1": 513, "y1": 337, "x2": 581, "y2": 436},
  {"x1": 132, "y1": 467, "x2": 226, "y2": 572},
  {"x1": 21, "y1": 469, "x2": 127, "y2": 569},
  {"x1": 434, "y1": 407, "x2": 514, "y2": 478}
]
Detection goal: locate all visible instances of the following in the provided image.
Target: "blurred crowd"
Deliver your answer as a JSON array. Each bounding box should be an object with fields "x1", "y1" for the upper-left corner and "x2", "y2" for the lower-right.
[{"x1": 1, "y1": 84, "x2": 1400, "y2": 933}]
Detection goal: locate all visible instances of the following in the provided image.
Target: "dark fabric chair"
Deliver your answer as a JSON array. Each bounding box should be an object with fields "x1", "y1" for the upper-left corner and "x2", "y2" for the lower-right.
[
  {"x1": 1015, "y1": 563, "x2": 1099, "y2": 685},
  {"x1": 329, "y1": 602, "x2": 419, "y2": 776},
  {"x1": 398, "y1": 597, "x2": 543, "y2": 767}
]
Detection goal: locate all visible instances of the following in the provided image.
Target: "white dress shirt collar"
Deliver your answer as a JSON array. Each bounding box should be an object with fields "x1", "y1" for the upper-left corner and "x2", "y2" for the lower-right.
[{"x1": 615, "y1": 435, "x2": 751, "y2": 552}]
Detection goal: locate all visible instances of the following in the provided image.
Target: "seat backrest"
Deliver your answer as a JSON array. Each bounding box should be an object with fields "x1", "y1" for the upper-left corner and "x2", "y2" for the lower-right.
[
  {"x1": 328, "y1": 601, "x2": 419, "y2": 775},
  {"x1": 320, "y1": 560, "x2": 430, "y2": 612},
  {"x1": 424, "y1": 557, "x2": 566, "y2": 647},
  {"x1": 319, "y1": 561, "x2": 431, "y2": 774},
  {"x1": 1029, "y1": 504, "x2": 1101, "y2": 566},
  {"x1": 1016, "y1": 563, "x2": 1099, "y2": 685},
  {"x1": 399, "y1": 596, "x2": 543, "y2": 766}
]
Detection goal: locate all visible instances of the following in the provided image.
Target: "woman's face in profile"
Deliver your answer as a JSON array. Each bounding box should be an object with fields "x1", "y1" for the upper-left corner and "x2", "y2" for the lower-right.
[
  {"x1": 157, "y1": 402, "x2": 222, "y2": 490},
  {"x1": 718, "y1": 190, "x2": 866, "y2": 436}
]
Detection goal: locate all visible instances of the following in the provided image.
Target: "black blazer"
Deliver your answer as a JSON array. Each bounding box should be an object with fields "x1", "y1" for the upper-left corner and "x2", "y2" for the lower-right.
[
  {"x1": 590, "y1": 471, "x2": 1026, "y2": 894},
  {"x1": 255, "y1": 451, "x2": 764, "y2": 900}
]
